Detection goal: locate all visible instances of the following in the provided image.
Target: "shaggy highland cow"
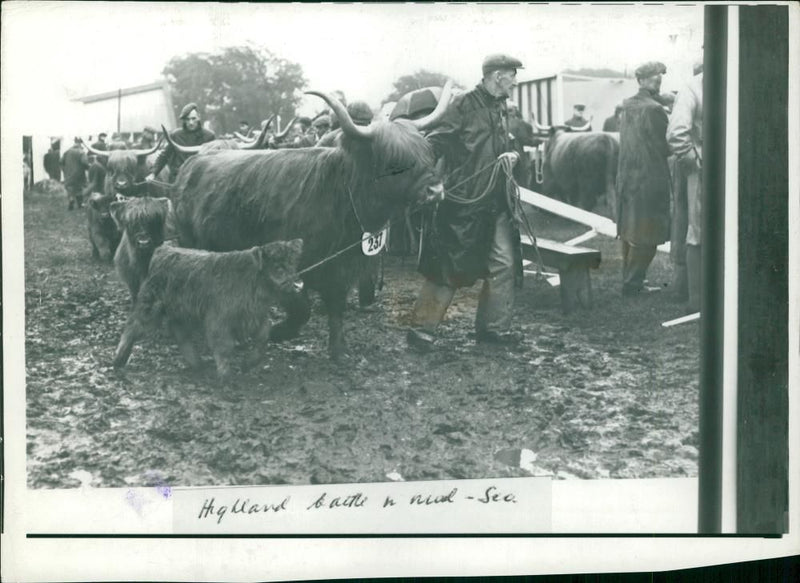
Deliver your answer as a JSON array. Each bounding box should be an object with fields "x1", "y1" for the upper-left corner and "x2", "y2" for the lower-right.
[
  {"x1": 87, "y1": 192, "x2": 121, "y2": 262},
  {"x1": 112, "y1": 239, "x2": 304, "y2": 378},
  {"x1": 82, "y1": 140, "x2": 161, "y2": 197},
  {"x1": 110, "y1": 195, "x2": 175, "y2": 301},
  {"x1": 535, "y1": 123, "x2": 620, "y2": 216},
  {"x1": 171, "y1": 82, "x2": 453, "y2": 360}
]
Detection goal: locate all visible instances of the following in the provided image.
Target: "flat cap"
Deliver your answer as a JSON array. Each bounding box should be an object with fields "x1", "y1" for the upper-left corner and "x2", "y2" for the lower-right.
[
  {"x1": 143, "y1": 125, "x2": 157, "y2": 134},
  {"x1": 347, "y1": 101, "x2": 374, "y2": 125},
  {"x1": 574, "y1": 104, "x2": 586, "y2": 111},
  {"x1": 312, "y1": 115, "x2": 331, "y2": 128},
  {"x1": 634, "y1": 61, "x2": 667, "y2": 79},
  {"x1": 179, "y1": 102, "x2": 199, "y2": 119},
  {"x1": 482, "y1": 53, "x2": 524, "y2": 76}
]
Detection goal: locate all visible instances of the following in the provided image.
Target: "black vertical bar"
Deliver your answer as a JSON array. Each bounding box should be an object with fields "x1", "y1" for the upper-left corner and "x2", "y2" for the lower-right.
[
  {"x1": 698, "y1": 4, "x2": 726, "y2": 534},
  {"x1": 527, "y1": 83, "x2": 532, "y2": 122},
  {"x1": 546, "y1": 79, "x2": 552, "y2": 126},
  {"x1": 536, "y1": 82, "x2": 542, "y2": 125},
  {"x1": 737, "y1": 5, "x2": 789, "y2": 534}
]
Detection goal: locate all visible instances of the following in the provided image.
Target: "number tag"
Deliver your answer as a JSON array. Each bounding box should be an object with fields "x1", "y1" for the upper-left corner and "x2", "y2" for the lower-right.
[{"x1": 361, "y1": 228, "x2": 388, "y2": 256}]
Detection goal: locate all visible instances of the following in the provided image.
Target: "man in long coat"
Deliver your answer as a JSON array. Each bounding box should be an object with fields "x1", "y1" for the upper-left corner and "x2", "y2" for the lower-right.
[
  {"x1": 616, "y1": 61, "x2": 671, "y2": 296},
  {"x1": 43, "y1": 140, "x2": 62, "y2": 181},
  {"x1": 147, "y1": 103, "x2": 215, "y2": 183},
  {"x1": 667, "y1": 67, "x2": 704, "y2": 312},
  {"x1": 60, "y1": 138, "x2": 89, "y2": 210},
  {"x1": 407, "y1": 53, "x2": 524, "y2": 350}
]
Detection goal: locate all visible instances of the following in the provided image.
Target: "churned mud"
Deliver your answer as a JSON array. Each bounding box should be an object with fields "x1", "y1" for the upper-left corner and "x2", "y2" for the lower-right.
[{"x1": 24, "y1": 191, "x2": 700, "y2": 488}]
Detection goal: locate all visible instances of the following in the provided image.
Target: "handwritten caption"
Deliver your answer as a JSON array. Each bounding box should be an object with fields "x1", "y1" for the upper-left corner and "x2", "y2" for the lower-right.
[
  {"x1": 174, "y1": 477, "x2": 551, "y2": 533},
  {"x1": 198, "y1": 485, "x2": 517, "y2": 525}
]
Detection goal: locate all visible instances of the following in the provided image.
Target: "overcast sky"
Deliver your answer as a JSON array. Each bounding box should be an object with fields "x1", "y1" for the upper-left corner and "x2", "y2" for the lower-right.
[{"x1": 3, "y1": 2, "x2": 703, "y2": 120}]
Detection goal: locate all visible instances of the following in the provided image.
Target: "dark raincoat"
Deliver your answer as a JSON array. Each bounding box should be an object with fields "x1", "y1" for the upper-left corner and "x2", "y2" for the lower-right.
[
  {"x1": 152, "y1": 125, "x2": 215, "y2": 182},
  {"x1": 616, "y1": 88, "x2": 671, "y2": 245},
  {"x1": 418, "y1": 83, "x2": 522, "y2": 288},
  {"x1": 60, "y1": 145, "x2": 89, "y2": 189}
]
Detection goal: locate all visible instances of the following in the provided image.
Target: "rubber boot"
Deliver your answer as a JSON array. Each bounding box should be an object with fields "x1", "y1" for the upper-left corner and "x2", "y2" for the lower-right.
[{"x1": 686, "y1": 244, "x2": 702, "y2": 313}]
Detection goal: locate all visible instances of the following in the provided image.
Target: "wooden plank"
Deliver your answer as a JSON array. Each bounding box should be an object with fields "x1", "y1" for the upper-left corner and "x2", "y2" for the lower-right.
[
  {"x1": 518, "y1": 186, "x2": 672, "y2": 253},
  {"x1": 520, "y1": 235, "x2": 600, "y2": 272}
]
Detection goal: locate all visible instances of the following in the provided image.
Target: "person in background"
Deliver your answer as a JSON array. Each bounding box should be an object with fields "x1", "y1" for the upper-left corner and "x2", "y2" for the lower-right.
[
  {"x1": 667, "y1": 62, "x2": 704, "y2": 312},
  {"x1": 616, "y1": 61, "x2": 671, "y2": 296},
  {"x1": 43, "y1": 139, "x2": 62, "y2": 182},
  {"x1": 311, "y1": 114, "x2": 332, "y2": 143},
  {"x1": 134, "y1": 126, "x2": 158, "y2": 150},
  {"x1": 238, "y1": 120, "x2": 251, "y2": 138},
  {"x1": 565, "y1": 104, "x2": 592, "y2": 130},
  {"x1": 61, "y1": 137, "x2": 89, "y2": 210},
  {"x1": 407, "y1": 53, "x2": 525, "y2": 351},
  {"x1": 147, "y1": 102, "x2": 215, "y2": 183},
  {"x1": 91, "y1": 132, "x2": 108, "y2": 152},
  {"x1": 507, "y1": 102, "x2": 538, "y2": 188},
  {"x1": 602, "y1": 105, "x2": 623, "y2": 132},
  {"x1": 316, "y1": 102, "x2": 374, "y2": 147}
]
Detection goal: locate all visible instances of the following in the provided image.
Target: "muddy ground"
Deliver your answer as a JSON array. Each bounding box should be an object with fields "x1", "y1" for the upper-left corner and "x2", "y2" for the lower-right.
[{"x1": 24, "y1": 186, "x2": 699, "y2": 488}]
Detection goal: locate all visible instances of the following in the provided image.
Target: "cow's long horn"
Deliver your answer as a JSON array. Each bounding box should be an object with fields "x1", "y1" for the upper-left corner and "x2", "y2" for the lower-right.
[
  {"x1": 410, "y1": 79, "x2": 454, "y2": 130},
  {"x1": 569, "y1": 118, "x2": 593, "y2": 132},
  {"x1": 160, "y1": 124, "x2": 203, "y2": 153},
  {"x1": 238, "y1": 115, "x2": 276, "y2": 150},
  {"x1": 274, "y1": 116, "x2": 297, "y2": 141},
  {"x1": 132, "y1": 139, "x2": 162, "y2": 158},
  {"x1": 306, "y1": 91, "x2": 374, "y2": 140},
  {"x1": 81, "y1": 139, "x2": 110, "y2": 158},
  {"x1": 233, "y1": 131, "x2": 253, "y2": 142},
  {"x1": 534, "y1": 121, "x2": 551, "y2": 132}
]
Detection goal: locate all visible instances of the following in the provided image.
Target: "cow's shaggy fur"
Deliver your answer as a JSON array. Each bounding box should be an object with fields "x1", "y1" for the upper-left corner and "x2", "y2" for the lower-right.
[
  {"x1": 110, "y1": 196, "x2": 175, "y2": 302},
  {"x1": 112, "y1": 239, "x2": 304, "y2": 378},
  {"x1": 173, "y1": 117, "x2": 442, "y2": 360},
  {"x1": 87, "y1": 192, "x2": 121, "y2": 262},
  {"x1": 542, "y1": 129, "x2": 620, "y2": 215}
]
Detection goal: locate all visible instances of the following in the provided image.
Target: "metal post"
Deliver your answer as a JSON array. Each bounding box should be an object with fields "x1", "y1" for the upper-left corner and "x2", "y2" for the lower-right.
[{"x1": 698, "y1": 4, "x2": 727, "y2": 534}]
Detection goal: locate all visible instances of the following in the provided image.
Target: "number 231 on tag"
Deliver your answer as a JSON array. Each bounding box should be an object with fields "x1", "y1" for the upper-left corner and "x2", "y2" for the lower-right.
[{"x1": 361, "y1": 228, "x2": 388, "y2": 256}]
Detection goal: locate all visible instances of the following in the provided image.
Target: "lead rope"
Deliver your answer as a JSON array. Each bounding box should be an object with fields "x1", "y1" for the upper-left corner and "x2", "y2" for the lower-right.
[{"x1": 437, "y1": 153, "x2": 546, "y2": 280}]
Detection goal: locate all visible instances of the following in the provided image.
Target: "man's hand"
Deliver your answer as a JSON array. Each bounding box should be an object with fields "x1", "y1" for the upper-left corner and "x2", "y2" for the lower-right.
[{"x1": 679, "y1": 149, "x2": 701, "y2": 172}]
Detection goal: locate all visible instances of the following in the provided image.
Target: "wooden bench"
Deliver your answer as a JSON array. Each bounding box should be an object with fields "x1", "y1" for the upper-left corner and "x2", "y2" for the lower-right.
[{"x1": 520, "y1": 235, "x2": 601, "y2": 313}]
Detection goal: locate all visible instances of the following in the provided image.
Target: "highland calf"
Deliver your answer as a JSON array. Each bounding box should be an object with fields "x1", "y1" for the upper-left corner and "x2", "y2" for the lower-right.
[
  {"x1": 87, "y1": 192, "x2": 121, "y2": 262},
  {"x1": 110, "y1": 195, "x2": 175, "y2": 302},
  {"x1": 112, "y1": 239, "x2": 304, "y2": 378}
]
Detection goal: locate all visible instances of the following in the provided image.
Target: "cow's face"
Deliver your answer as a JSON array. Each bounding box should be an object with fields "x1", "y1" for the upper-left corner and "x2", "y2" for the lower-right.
[
  {"x1": 358, "y1": 121, "x2": 444, "y2": 207},
  {"x1": 106, "y1": 151, "x2": 141, "y2": 195},
  {"x1": 254, "y1": 238, "x2": 305, "y2": 295},
  {"x1": 88, "y1": 192, "x2": 114, "y2": 219},
  {"x1": 110, "y1": 196, "x2": 172, "y2": 250}
]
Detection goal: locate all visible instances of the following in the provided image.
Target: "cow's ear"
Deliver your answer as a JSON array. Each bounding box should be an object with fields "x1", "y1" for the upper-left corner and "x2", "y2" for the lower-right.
[{"x1": 110, "y1": 201, "x2": 126, "y2": 229}]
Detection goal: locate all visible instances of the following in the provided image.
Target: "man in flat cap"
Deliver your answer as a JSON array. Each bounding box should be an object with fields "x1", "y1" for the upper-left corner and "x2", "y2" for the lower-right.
[
  {"x1": 616, "y1": 60, "x2": 671, "y2": 296},
  {"x1": 316, "y1": 101, "x2": 374, "y2": 147},
  {"x1": 134, "y1": 126, "x2": 158, "y2": 150},
  {"x1": 407, "y1": 53, "x2": 526, "y2": 351},
  {"x1": 148, "y1": 102, "x2": 215, "y2": 183},
  {"x1": 565, "y1": 104, "x2": 592, "y2": 131}
]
